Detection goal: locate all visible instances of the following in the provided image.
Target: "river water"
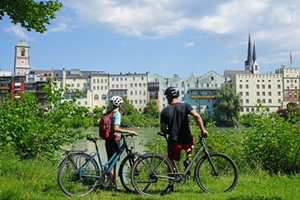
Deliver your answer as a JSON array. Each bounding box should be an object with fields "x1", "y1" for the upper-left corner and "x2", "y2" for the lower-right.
[{"x1": 74, "y1": 127, "x2": 158, "y2": 162}]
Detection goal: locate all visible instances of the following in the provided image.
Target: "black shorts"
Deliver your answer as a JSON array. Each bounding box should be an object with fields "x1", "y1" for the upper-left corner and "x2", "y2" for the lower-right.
[{"x1": 105, "y1": 139, "x2": 120, "y2": 161}]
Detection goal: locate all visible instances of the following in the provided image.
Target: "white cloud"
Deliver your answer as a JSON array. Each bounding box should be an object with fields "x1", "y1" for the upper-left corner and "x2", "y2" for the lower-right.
[
  {"x1": 184, "y1": 42, "x2": 194, "y2": 47},
  {"x1": 60, "y1": 0, "x2": 300, "y2": 64},
  {"x1": 48, "y1": 23, "x2": 73, "y2": 33},
  {"x1": 4, "y1": 25, "x2": 30, "y2": 41}
]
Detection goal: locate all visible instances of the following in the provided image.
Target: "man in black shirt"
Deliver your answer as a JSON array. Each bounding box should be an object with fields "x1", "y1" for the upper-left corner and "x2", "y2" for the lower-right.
[{"x1": 160, "y1": 86, "x2": 208, "y2": 177}]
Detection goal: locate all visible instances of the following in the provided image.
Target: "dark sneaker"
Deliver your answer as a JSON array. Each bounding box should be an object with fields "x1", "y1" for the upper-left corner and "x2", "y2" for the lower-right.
[
  {"x1": 160, "y1": 185, "x2": 175, "y2": 195},
  {"x1": 111, "y1": 185, "x2": 121, "y2": 192},
  {"x1": 183, "y1": 159, "x2": 191, "y2": 177}
]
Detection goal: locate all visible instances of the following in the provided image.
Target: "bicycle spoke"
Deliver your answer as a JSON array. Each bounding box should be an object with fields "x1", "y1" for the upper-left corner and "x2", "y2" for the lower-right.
[
  {"x1": 195, "y1": 153, "x2": 238, "y2": 193},
  {"x1": 58, "y1": 153, "x2": 100, "y2": 196},
  {"x1": 131, "y1": 153, "x2": 174, "y2": 196}
]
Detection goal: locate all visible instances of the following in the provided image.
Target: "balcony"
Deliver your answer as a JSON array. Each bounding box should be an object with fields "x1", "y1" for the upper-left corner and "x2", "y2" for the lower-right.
[{"x1": 190, "y1": 94, "x2": 216, "y2": 99}]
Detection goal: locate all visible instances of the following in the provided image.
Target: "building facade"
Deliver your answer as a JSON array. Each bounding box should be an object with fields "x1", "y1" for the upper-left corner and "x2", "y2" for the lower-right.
[{"x1": 1, "y1": 39, "x2": 300, "y2": 116}]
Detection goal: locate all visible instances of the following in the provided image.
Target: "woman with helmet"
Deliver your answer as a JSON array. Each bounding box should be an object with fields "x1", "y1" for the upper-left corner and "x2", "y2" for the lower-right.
[
  {"x1": 105, "y1": 96, "x2": 138, "y2": 191},
  {"x1": 160, "y1": 86, "x2": 208, "y2": 193}
]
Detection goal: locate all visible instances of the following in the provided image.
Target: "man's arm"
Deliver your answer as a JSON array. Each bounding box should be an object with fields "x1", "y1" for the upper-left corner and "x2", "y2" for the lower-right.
[
  {"x1": 189, "y1": 110, "x2": 208, "y2": 137},
  {"x1": 160, "y1": 122, "x2": 168, "y2": 134}
]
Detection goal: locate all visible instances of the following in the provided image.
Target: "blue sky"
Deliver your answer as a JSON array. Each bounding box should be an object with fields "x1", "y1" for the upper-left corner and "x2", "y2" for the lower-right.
[{"x1": 0, "y1": 0, "x2": 299, "y2": 78}]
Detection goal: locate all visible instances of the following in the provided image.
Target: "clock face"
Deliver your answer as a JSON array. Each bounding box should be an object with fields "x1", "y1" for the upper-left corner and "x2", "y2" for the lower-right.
[{"x1": 20, "y1": 59, "x2": 25, "y2": 65}]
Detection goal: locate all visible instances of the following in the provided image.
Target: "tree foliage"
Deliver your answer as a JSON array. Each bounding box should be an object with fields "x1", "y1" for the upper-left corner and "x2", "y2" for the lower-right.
[
  {"x1": 0, "y1": 0, "x2": 63, "y2": 33},
  {"x1": 143, "y1": 99, "x2": 160, "y2": 119},
  {"x1": 214, "y1": 83, "x2": 242, "y2": 127},
  {"x1": 0, "y1": 78, "x2": 93, "y2": 160}
]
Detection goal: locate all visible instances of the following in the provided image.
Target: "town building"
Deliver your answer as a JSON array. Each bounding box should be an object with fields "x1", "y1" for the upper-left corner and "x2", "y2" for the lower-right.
[{"x1": 1, "y1": 36, "x2": 299, "y2": 116}]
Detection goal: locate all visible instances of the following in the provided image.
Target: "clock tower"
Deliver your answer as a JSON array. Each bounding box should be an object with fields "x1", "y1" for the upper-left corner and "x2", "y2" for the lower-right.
[{"x1": 14, "y1": 39, "x2": 30, "y2": 75}]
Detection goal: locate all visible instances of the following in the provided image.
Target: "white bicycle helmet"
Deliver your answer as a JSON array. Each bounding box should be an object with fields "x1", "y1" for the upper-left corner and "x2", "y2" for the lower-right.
[{"x1": 110, "y1": 96, "x2": 124, "y2": 106}]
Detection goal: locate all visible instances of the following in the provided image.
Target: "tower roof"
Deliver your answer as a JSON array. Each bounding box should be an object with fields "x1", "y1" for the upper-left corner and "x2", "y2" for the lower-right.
[
  {"x1": 16, "y1": 40, "x2": 29, "y2": 47},
  {"x1": 253, "y1": 43, "x2": 257, "y2": 61}
]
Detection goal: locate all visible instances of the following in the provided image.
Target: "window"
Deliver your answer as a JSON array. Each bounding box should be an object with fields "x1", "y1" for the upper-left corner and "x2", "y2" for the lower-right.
[
  {"x1": 256, "y1": 85, "x2": 259, "y2": 89},
  {"x1": 94, "y1": 94, "x2": 99, "y2": 100},
  {"x1": 246, "y1": 85, "x2": 249, "y2": 89},
  {"x1": 239, "y1": 92, "x2": 243, "y2": 96},
  {"x1": 262, "y1": 99, "x2": 266, "y2": 103},
  {"x1": 246, "y1": 92, "x2": 249, "y2": 96},
  {"x1": 268, "y1": 85, "x2": 271, "y2": 89},
  {"x1": 262, "y1": 92, "x2": 265, "y2": 96},
  {"x1": 257, "y1": 99, "x2": 260, "y2": 103},
  {"x1": 246, "y1": 99, "x2": 249, "y2": 103},
  {"x1": 268, "y1": 92, "x2": 272, "y2": 96},
  {"x1": 257, "y1": 92, "x2": 260, "y2": 96},
  {"x1": 278, "y1": 99, "x2": 281, "y2": 103},
  {"x1": 269, "y1": 99, "x2": 272, "y2": 103},
  {"x1": 262, "y1": 85, "x2": 265, "y2": 89},
  {"x1": 239, "y1": 85, "x2": 242, "y2": 89},
  {"x1": 130, "y1": 83, "x2": 133, "y2": 87},
  {"x1": 112, "y1": 78, "x2": 114, "y2": 81},
  {"x1": 246, "y1": 108, "x2": 249, "y2": 112},
  {"x1": 277, "y1": 85, "x2": 281, "y2": 89},
  {"x1": 278, "y1": 91, "x2": 281, "y2": 96},
  {"x1": 21, "y1": 48, "x2": 25, "y2": 56}
]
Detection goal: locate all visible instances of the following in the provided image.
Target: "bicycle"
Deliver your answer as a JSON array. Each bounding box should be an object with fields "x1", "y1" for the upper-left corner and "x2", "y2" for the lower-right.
[
  {"x1": 131, "y1": 132, "x2": 238, "y2": 196},
  {"x1": 58, "y1": 133, "x2": 138, "y2": 196}
]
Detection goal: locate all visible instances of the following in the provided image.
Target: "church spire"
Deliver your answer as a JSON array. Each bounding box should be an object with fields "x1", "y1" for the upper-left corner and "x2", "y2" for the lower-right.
[
  {"x1": 244, "y1": 33, "x2": 252, "y2": 71},
  {"x1": 253, "y1": 41, "x2": 257, "y2": 61}
]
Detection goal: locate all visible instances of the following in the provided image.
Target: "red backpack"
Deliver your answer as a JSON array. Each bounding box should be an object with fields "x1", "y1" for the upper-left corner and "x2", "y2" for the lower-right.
[{"x1": 99, "y1": 111, "x2": 115, "y2": 140}]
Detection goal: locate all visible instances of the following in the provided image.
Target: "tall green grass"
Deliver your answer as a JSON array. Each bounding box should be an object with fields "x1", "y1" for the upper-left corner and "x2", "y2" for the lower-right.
[{"x1": 1, "y1": 153, "x2": 300, "y2": 200}]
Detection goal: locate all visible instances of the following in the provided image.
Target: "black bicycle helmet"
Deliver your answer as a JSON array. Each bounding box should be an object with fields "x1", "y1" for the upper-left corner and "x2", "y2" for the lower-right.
[{"x1": 164, "y1": 86, "x2": 179, "y2": 98}]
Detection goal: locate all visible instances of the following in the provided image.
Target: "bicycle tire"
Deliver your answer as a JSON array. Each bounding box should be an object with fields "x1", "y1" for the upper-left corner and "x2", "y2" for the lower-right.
[
  {"x1": 58, "y1": 153, "x2": 100, "y2": 196},
  {"x1": 118, "y1": 153, "x2": 138, "y2": 193},
  {"x1": 131, "y1": 153, "x2": 174, "y2": 196},
  {"x1": 195, "y1": 152, "x2": 238, "y2": 193}
]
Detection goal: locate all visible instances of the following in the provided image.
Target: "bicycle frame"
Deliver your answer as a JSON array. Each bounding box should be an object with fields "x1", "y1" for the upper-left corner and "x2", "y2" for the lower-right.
[
  {"x1": 157, "y1": 132, "x2": 216, "y2": 182},
  {"x1": 66, "y1": 136, "x2": 133, "y2": 179}
]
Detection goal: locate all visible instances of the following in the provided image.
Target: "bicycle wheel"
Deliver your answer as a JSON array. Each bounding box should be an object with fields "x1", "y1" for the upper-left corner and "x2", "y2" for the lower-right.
[
  {"x1": 118, "y1": 153, "x2": 138, "y2": 193},
  {"x1": 58, "y1": 153, "x2": 100, "y2": 196},
  {"x1": 195, "y1": 152, "x2": 238, "y2": 193},
  {"x1": 131, "y1": 153, "x2": 174, "y2": 196}
]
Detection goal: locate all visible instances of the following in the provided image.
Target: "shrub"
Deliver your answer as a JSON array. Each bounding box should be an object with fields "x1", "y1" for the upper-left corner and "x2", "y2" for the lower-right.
[{"x1": 0, "y1": 78, "x2": 93, "y2": 161}]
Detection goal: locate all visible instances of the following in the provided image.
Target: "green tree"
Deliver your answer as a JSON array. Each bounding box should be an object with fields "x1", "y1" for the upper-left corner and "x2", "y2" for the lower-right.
[
  {"x1": 0, "y1": 78, "x2": 93, "y2": 160},
  {"x1": 214, "y1": 83, "x2": 241, "y2": 127},
  {"x1": 143, "y1": 99, "x2": 160, "y2": 119},
  {"x1": 0, "y1": 0, "x2": 63, "y2": 33}
]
